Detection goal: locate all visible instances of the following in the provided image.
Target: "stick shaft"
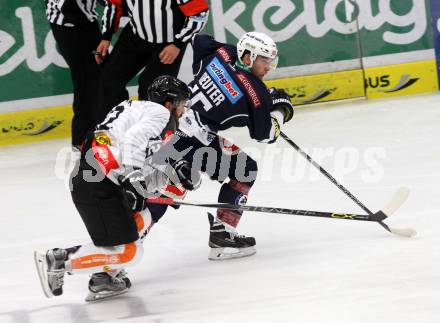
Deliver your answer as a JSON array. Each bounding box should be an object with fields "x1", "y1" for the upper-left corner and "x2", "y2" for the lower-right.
[
  {"x1": 280, "y1": 131, "x2": 373, "y2": 215},
  {"x1": 146, "y1": 197, "x2": 385, "y2": 222}
]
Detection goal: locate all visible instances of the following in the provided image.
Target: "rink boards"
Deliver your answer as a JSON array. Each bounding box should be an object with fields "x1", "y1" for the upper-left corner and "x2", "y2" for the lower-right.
[
  {"x1": 1, "y1": 0, "x2": 439, "y2": 146},
  {"x1": 266, "y1": 60, "x2": 439, "y2": 105},
  {"x1": 0, "y1": 105, "x2": 72, "y2": 146}
]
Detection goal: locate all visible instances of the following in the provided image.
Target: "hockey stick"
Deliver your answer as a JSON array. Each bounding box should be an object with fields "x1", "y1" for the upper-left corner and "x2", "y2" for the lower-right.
[
  {"x1": 279, "y1": 131, "x2": 414, "y2": 237},
  {"x1": 146, "y1": 187, "x2": 415, "y2": 237}
]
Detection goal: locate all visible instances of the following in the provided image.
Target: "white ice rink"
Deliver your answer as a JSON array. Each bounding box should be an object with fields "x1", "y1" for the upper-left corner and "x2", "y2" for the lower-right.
[{"x1": 1, "y1": 94, "x2": 439, "y2": 323}]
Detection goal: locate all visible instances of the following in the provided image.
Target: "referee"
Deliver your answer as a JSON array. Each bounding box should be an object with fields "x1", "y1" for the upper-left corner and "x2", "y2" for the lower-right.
[
  {"x1": 44, "y1": 0, "x2": 103, "y2": 149},
  {"x1": 95, "y1": 0, "x2": 209, "y2": 126}
]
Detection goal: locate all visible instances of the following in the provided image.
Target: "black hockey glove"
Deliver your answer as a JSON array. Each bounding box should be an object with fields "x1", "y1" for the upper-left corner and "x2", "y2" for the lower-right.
[
  {"x1": 118, "y1": 169, "x2": 148, "y2": 212},
  {"x1": 172, "y1": 159, "x2": 201, "y2": 191},
  {"x1": 269, "y1": 88, "x2": 294, "y2": 123}
]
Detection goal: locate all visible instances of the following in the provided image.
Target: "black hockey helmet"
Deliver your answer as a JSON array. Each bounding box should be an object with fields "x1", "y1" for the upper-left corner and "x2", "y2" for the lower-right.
[{"x1": 147, "y1": 75, "x2": 191, "y2": 106}]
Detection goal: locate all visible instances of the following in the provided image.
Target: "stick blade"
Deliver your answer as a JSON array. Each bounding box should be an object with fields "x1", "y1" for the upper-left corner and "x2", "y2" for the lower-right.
[
  {"x1": 382, "y1": 187, "x2": 410, "y2": 217},
  {"x1": 380, "y1": 187, "x2": 416, "y2": 238},
  {"x1": 390, "y1": 226, "x2": 417, "y2": 238}
]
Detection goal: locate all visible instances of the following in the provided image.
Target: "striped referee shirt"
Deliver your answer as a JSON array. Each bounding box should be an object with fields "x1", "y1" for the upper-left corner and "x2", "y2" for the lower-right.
[
  {"x1": 45, "y1": 0, "x2": 98, "y2": 26},
  {"x1": 102, "y1": 0, "x2": 209, "y2": 47}
]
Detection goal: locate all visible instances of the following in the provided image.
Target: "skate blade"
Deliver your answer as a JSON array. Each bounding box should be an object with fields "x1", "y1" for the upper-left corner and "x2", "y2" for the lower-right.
[
  {"x1": 85, "y1": 288, "x2": 129, "y2": 302},
  {"x1": 208, "y1": 246, "x2": 256, "y2": 261},
  {"x1": 34, "y1": 251, "x2": 53, "y2": 298}
]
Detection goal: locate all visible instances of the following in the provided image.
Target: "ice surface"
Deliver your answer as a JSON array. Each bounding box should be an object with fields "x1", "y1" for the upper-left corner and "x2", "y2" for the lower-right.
[{"x1": 1, "y1": 94, "x2": 439, "y2": 323}]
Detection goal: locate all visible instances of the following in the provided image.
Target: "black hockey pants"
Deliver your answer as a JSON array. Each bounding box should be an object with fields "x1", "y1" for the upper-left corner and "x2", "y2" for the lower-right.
[{"x1": 70, "y1": 133, "x2": 139, "y2": 246}]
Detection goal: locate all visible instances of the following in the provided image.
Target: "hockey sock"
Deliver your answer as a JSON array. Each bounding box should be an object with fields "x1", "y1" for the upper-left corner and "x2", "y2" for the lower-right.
[{"x1": 217, "y1": 180, "x2": 251, "y2": 228}]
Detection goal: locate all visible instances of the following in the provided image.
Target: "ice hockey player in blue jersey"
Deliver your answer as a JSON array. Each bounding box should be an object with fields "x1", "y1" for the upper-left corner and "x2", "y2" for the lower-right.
[{"x1": 159, "y1": 31, "x2": 294, "y2": 260}]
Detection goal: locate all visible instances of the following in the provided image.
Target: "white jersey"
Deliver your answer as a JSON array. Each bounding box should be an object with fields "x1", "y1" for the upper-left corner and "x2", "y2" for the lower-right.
[
  {"x1": 93, "y1": 100, "x2": 172, "y2": 189},
  {"x1": 97, "y1": 100, "x2": 170, "y2": 167}
]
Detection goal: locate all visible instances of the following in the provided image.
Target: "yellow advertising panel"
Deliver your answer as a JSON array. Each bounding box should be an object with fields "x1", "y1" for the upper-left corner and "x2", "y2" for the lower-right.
[
  {"x1": 265, "y1": 69, "x2": 365, "y2": 106},
  {"x1": 0, "y1": 105, "x2": 72, "y2": 146},
  {"x1": 365, "y1": 60, "x2": 439, "y2": 99}
]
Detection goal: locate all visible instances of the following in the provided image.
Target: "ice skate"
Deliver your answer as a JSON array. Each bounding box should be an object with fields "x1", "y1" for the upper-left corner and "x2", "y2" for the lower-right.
[
  {"x1": 85, "y1": 270, "x2": 131, "y2": 302},
  {"x1": 208, "y1": 213, "x2": 256, "y2": 260},
  {"x1": 34, "y1": 248, "x2": 67, "y2": 298}
]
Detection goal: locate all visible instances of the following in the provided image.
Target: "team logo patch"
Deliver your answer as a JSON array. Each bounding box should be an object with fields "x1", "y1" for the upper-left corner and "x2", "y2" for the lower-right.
[
  {"x1": 207, "y1": 57, "x2": 243, "y2": 103},
  {"x1": 235, "y1": 194, "x2": 248, "y2": 206},
  {"x1": 95, "y1": 131, "x2": 111, "y2": 145}
]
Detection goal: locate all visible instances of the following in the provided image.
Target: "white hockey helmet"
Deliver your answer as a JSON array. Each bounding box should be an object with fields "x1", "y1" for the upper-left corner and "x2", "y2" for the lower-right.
[{"x1": 237, "y1": 31, "x2": 278, "y2": 69}]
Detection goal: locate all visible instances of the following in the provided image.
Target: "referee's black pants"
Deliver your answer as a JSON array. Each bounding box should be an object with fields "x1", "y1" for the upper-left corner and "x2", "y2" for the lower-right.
[
  {"x1": 51, "y1": 21, "x2": 101, "y2": 146},
  {"x1": 97, "y1": 27, "x2": 187, "y2": 123}
]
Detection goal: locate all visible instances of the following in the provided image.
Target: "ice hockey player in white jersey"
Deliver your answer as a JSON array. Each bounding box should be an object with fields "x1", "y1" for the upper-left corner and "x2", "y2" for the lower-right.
[{"x1": 34, "y1": 75, "x2": 201, "y2": 301}]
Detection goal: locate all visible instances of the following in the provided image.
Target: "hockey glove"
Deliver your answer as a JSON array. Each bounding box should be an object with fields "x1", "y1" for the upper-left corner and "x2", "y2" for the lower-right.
[
  {"x1": 118, "y1": 168, "x2": 148, "y2": 212},
  {"x1": 269, "y1": 88, "x2": 294, "y2": 123},
  {"x1": 172, "y1": 159, "x2": 201, "y2": 191}
]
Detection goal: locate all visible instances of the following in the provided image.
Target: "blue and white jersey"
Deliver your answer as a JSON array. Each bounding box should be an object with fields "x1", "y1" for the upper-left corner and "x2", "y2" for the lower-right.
[{"x1": 179, "y1": 34, "x2": 275, "y2": 145}]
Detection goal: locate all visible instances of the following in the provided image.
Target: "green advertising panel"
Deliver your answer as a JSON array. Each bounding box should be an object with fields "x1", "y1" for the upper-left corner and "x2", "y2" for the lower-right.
[
  {"x1": 0, "y1": 0, "x2": 435, "y2": 104},
  {"x1": 0, "y1": 2, "x2": 69, "y2": 102},
  {"x1": 207, "y1": 0, "x2": 362, "y2": 67},
  {"x1": 208, "y1": 0, "x2": 433, "y2": 66},
  {"x1": 358, "y1": 0, "x2": 434, "y2": 58},
  {"x1": 0, "y1": 1, "x2": 125, "y2": 103}
]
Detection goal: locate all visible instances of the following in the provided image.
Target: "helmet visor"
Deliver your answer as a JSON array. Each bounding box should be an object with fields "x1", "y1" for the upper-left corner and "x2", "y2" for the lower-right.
[
  {"x1": 269, "y1": 55, "x2": 278, "y2": 70},
  {"x1": 259, "y1": 55, "x2": 279, "y2": 70}
]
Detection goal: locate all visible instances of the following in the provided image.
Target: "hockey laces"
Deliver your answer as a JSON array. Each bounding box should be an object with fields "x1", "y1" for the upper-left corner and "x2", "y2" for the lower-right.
[
  {"x1": 230, "y1": 231, "x2": 245, "y2": 240},
  {"x1": 115, "y1": 269, "x2": 128, "y2": 280}
]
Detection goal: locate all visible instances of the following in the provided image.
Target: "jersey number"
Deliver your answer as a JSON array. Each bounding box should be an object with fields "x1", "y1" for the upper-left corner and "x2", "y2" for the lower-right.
[
  {"x1": 98, "y1": 105, "x2": 125, "y2": 130},
  {"x1": 189, "y1": 83, "x2": 212, "y2": 111}
]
